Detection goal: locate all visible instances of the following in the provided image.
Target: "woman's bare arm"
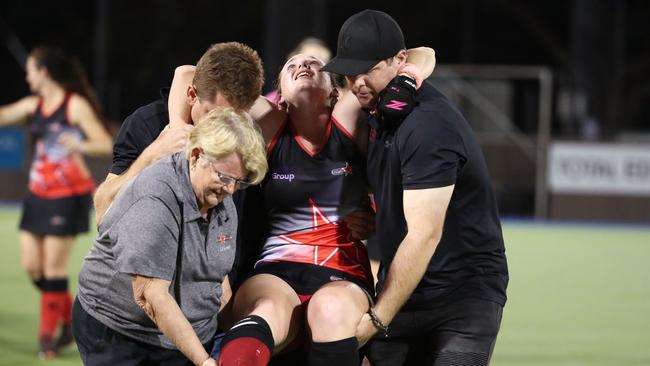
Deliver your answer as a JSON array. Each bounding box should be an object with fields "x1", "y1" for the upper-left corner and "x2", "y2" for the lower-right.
[
  {"x1": 0, "y1": 96, "x2": 38, "y2": 126},
  {"x1": 406, "y1": 47, "x2": 436, "y2": 80},
  {"x1": 64, "y1": 94, "x2": 113, "y2": 156},
  {"x1": 168, "y1": 65, "x2": 195, "y2": 127},
  {"x1": 132, "y1": 275, "x2": 214, "y2": 366}
]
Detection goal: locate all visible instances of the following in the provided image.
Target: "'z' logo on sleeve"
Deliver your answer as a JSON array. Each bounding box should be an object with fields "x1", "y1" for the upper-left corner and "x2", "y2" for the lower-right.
[{"x1": 384, "y1": 100, "x2": 408, "y2": 111}]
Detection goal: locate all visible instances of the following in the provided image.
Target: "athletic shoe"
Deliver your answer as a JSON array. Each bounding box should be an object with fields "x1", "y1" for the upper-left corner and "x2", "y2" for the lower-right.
[{"x1": 38, "y1": 335, "x2": 57, "y2": 359}]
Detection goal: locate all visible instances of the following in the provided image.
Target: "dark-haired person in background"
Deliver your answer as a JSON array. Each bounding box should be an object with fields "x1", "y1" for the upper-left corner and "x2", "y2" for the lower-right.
[
  {"x1": 322, "y1": 9, "x2": 509, "y2": 365},
  {"x1": 0, "y1": 46, "x2": 113, "y2": 358}
]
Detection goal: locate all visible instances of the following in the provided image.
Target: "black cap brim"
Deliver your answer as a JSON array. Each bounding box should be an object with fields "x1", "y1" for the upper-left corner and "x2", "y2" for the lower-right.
[{"x1": 321, "y1": 57, "x2": 380, "y2": 76}]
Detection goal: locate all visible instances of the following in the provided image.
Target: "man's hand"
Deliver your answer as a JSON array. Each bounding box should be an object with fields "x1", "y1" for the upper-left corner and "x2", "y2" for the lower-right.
[
  {"x1": 342, "y1": 209, "x2": 376, "y2": 241},
  {"x1": 144, "y1": 123, "x2": 193, "y2": 162},
  {"x1": 355, "y1": 312, "x2": 378, "y2": 348}
]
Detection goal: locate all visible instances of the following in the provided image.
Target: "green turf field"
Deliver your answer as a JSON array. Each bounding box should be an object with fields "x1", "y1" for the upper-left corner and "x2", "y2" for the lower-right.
[{"x1": 0, "y1": 207, "x2": 649, "y2": 365}]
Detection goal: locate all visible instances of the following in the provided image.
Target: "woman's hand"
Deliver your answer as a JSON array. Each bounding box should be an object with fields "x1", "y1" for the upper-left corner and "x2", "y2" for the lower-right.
[
  {"x1": 131, "y1": 275, "x2": 212, "y2": 366},
  {"x1": 58, "y1": 132, "x2": 84, "y2": 153},
  {"x1": 200, "y1": 357, "x2": 217, "y2": 366},
  {"x1": 405, "y1": 47, "x2": 436, "y2": 83},
  {"x1": 141, "y1": 123, "x2": 194, "y2": 163}
]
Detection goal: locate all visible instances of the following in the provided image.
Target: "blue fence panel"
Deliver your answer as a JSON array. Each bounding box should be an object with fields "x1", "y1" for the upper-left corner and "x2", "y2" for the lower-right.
[{"x1": 0, "y1": 128, "x2": 26, "y2": 170}]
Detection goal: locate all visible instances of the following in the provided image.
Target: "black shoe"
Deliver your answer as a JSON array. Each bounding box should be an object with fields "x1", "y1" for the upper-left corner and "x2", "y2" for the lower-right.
[
  {"x1": 38, "y1": 335, "x2": 58, "y2": 359},
  {"x1": 55, "y1": 323, "x2": 74, "y2": 350}
]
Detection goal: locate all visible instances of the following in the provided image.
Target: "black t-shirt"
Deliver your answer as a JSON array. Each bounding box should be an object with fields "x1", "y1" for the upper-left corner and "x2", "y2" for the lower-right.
[
  {"x1": 109, "y1": 88, "x2": 254, "y2": 288},
  {"x1": 367, "y1": 82, "x2": 508, "y2": 310},
  {"x1": 110, "y1": 88, "x2": 170, "y2": 175}
]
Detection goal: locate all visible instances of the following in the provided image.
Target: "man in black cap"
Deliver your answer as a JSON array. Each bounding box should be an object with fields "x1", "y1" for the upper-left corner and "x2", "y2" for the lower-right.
[{"x1": 322, "y1": 9, "x2": 509, "y2": 365}]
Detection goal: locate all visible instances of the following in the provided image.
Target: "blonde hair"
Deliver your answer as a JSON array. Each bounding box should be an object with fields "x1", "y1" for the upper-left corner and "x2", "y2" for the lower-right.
[{"x1": 186, "y1": 108, "x2": 268, "y2": 185}]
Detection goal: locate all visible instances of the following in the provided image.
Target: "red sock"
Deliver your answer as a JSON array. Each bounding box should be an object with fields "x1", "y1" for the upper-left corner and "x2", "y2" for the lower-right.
[
  {"x1": 39, "y1": 292, "x2": 63, "y2": 338},
  {"x1": 39, "y1": 279, "x2": 70, "y2": 338},
  {"x1": 218, "y1": 337, "x2": 271, "y2": 366}
]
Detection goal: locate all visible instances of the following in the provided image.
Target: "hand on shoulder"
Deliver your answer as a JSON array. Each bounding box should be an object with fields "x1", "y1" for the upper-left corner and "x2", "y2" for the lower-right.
[{"x1": 145, "y1": 123, "x2": 194, "y2": 162}]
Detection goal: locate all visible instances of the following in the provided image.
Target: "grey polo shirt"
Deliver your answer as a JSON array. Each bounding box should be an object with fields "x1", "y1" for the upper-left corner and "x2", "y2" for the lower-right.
[{"x1": 77, "y1": 151, "x2": 237, "y2": 349}]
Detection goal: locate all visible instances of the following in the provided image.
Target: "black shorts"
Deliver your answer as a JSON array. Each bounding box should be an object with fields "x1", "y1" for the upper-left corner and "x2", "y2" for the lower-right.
[
  {"x1": 363, "y1": 298, "x2": 503, "y2": 366},
  {"x1": 233, "y1": 262, "x2": 373, "y2": 364},
  {"x1": 250, "y1": 261, "x2": 374, "y2": 300},
  {"x1": 19, "y1": 193, "x2": 91, "y2": 236}
]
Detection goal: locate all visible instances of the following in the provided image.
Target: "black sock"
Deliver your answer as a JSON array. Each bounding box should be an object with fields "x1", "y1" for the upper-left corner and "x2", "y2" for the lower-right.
[
  {"x1": 308, "y1": 337, "x2": 359, "y2": 366},
  {"x1": 32, "y1": 278, "x2": 44, "y2": 290},
  {"x1": 41, "y1": 278, "x2": 68, "y2": 292}
]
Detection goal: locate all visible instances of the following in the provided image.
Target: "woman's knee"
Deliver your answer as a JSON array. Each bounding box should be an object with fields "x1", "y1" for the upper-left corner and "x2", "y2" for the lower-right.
[
  {"x1": 249, "y1": 297, "x2": 296, "y2": 339},
  {"x1": 250, "y1": 296, "x2": 288, "y2": 319},
  {"x1": 42, "y1": 255, "x2": 70, "y2": 278},
  {"x1": 19, "y1": 232, "x2": 43, "y2": 278},
  {"x1": 42, "y1": 236, "x2": 74, "y2": 277},
  {"x1": 307, "y1": 286, "x2": 364, "y2": 329},
  {"x1": 233, "y1": 286, "x2": 299, "y2": 345},
  {"x1": 20, "y1": 256, "x2": 41, "y2": 279},
  {"x1": 20, "y1": 251, "x2": 42, "y2": 279}
]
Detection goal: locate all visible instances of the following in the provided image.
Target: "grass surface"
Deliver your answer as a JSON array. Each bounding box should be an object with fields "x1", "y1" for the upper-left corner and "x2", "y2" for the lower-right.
[
  {"x1": 0, "y1": 208, "x2": 95, "y2": 366},
  {"x1": 0, "y1": 207, "x2": 648, "y2": 365},
  {"x1": 492, "y1": 223, "x2": 650, "y2": 366}
]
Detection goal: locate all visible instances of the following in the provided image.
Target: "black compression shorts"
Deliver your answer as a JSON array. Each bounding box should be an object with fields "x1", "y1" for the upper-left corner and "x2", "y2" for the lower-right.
[{"x1": 250, "y1": 261, "x2": 374, "y2": 301}]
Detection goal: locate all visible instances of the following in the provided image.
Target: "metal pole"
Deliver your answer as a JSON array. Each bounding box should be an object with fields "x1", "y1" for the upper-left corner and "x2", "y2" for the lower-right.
[{"x1": 535, "y1": 68, "x2": 553, "y2": 220}]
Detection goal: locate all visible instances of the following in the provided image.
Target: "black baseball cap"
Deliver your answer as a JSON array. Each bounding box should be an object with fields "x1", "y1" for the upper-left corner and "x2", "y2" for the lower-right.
[{"x1": 321, "y1": 9, "x2": 405, "y2": 76}]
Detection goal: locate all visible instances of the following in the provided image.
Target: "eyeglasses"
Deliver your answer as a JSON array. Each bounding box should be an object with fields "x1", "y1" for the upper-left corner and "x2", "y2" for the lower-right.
[{"x1": 201, "y1": 155, "x2": 251, "y2": 190}]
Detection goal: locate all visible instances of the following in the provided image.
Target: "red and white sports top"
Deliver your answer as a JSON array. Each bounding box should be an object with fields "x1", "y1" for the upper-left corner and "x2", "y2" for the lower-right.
[
  {"x1": 28, "y1": 93, "x2": 95, "y2": 198},
  {"x1": 256, "y1": 117, "x2": 373, "y2": 286}
]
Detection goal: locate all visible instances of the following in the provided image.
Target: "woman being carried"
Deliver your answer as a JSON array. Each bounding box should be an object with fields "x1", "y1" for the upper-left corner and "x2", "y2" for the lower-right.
[{"x1": 169, "y1": 47, "x2": 435, "y2": 366}]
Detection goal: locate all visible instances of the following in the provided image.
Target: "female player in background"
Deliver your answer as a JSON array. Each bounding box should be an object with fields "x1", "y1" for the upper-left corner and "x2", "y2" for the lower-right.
[{"x1": 0, "y1": 46, "x2": 112, "y2": 358}]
